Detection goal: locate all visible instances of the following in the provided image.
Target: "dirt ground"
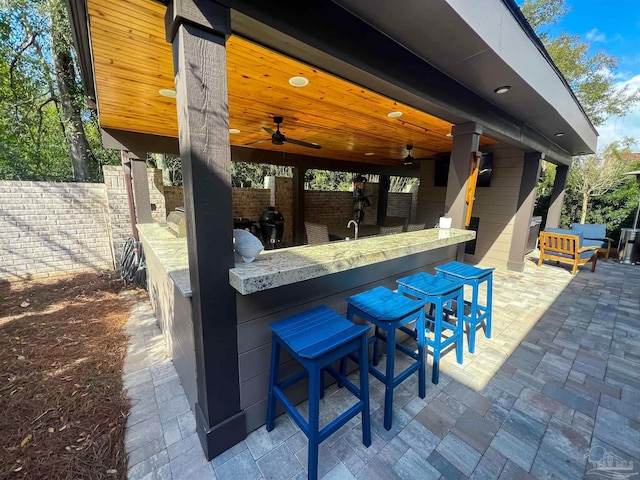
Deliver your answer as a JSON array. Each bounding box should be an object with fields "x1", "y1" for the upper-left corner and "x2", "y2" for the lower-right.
[{"x1": 0, "y1": 272, "x2": 141, "y2": 480}]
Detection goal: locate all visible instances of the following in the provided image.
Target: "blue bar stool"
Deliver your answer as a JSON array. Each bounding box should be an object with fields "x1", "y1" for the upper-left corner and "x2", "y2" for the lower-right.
[
  {"x1": 396, "y1": 273, "x2": 464, "y2": 384},
  {"x1": 266, "y1": 306, "x2": 370, "y2": 480},
  {"x1": 435, "y1": 261, "x2": 495, "y2": 354},
  {"x1": 341, "y1": 286, "x2": 426, "y2": 430}
]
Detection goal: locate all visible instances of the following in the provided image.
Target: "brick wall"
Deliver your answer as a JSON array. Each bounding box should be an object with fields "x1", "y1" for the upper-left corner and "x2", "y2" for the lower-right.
[
  {"x1": 387, "y1": 192, "x2": 412, "y2": 220},
  {"x1": 304, "y1": 186, "x2": 412, "y2": 228},
  {"x1": 232, "y1": 188, "x2": 271, "y2": 221},
  {"x1": 164, "y1": 186, "x2": 184, "y2": 214},
  {"x1": 147, "y1": 168, "x2": 166, "y2": 223},
  {"x1": 305, "y1": 191, "x2": 354, "y2": 226},
  {"x1": 103, "y1": 166, "x2": 133, "y2": 261},
  {"x1": 0, "y1": 181, "x2": 113, "y2": 281},
  {"x1": 272, "y1": 177, "x2": 293, "y2": 247}
]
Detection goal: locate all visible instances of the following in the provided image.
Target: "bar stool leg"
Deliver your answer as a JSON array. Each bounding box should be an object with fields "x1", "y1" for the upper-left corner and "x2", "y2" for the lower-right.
[
  {"x1": 486, "y1": 275, "x2": 493, "y2": 338},
  {"x1": 468, "y1": 289, "x2": 477, "y2": 355},
  {"x1": 416, "y1": 310, "x2": 426, "y2": 399},
  {"x1": 383, "y1": 327, "x2": 396, "y2": 430},
  {"x1": 307, "y1": 367, "x2": 321, "y2": 480},
  {"x1": 372, "y1": 326, "x2": 381, "y2": 366},
  {"x1": 432, "y1": 298, "x2": 442, "y2": 385},
  {"x1": 266, "y1": 338, "x2": 280, "y2": 432},
  {"x1": 359, "y1": 335, "x2": 371, "y2": 447},
  {"x1": 455, "y1": 290, "x2": 464, "y2": 364}
]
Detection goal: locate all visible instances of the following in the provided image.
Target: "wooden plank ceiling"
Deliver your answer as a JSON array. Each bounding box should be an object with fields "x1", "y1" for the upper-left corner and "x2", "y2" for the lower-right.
[{"x1": 87, "y1": 0, "x2": 495, "y2": 167}]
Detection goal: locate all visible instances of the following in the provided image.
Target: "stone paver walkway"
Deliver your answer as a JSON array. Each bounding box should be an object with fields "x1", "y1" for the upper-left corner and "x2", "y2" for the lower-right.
[{"x1": 123, "y1": 257, "x2": 640, "y2": 479}]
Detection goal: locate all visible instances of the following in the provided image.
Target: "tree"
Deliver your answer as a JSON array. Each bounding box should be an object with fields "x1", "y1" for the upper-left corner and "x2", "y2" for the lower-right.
[
  {"x1": 567, "y1": 139, "x2": 636, "y2": 224},
  {"x1": 0, "y1": 0, "x2": 118, "y2": 182},
  {"x1": 521, "y1": 0, "x2": 640, "y2": 126}
]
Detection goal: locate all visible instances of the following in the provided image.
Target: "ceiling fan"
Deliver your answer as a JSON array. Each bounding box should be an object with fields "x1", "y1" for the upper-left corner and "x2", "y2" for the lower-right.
[
  {"x1": 403, "y1": 144, "x2": 415, "y2": 166},
  {"x1": 403, "y1": 144, "x2": 433, "y2": 166},
  {"x1": 245, "y1": 116, "x2": 321, "y2": 149}
]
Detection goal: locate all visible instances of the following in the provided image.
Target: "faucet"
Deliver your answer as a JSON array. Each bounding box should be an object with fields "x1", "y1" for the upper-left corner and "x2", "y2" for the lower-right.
[{"x1": 347, "y1": 220, "x2": 359, "y2": 240}]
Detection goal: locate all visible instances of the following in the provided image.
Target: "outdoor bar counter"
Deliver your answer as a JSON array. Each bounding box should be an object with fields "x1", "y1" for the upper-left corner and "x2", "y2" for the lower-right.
[{"x1": 138, "y1": 223, "x2": 475, "y2": 431}]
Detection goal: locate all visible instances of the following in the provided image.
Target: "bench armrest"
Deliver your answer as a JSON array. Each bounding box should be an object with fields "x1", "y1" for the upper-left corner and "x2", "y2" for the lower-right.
[{"x1": 578, "y1": 246, "x2": 600, "y2": 253}]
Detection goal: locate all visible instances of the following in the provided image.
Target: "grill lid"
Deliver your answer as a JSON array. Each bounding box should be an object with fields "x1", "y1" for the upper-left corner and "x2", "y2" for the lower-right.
[{"x1": 167, "y1": 209, "x2": 186, "y2": 237}]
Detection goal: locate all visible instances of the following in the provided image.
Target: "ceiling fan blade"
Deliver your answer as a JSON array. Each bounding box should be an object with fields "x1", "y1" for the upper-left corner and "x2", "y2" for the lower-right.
[
  {"x1": 262, "y1": 127, "x2": 276, "y2": 135},
  {"x1": 244, "y1": 139, "x2": 271, "y2": 146},
  {"x1": 284, "y1": 137, "x2": 321, "y2": 149}
]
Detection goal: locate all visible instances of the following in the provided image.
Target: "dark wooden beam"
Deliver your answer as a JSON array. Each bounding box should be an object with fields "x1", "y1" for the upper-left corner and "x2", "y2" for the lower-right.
[
  {"x1": 546, "y1": 164, "x2": 569, "y2": 228},
  {"x1": 170, "y1": 5, "x2": 245, "y2": 459},
  {"x1": 230, "y1": 146, "x2": 420, "y2": 178},
  {"x1": 292, "y1": 167, "x2": 306, "y2": 245},
  {"x1": 165, "y1": 0, "x2": 230, "y2": 42},
  {"x1": 102, "y1": 128, "x2": 180, "y2": 155},
  {"x1": 508, "y1": 152, "x2": 543, "y2": 272},
  {"x1": 445, "y1": 123, "x2": 482, "y2": 230},
  {"x1": 377, "y1": 175, "x2": 390, "y2": 225}
]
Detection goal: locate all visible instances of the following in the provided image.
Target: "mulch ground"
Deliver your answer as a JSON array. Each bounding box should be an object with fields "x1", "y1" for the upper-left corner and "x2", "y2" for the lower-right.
[{"x1": 0, "y1": 273, "x2": 142, "y2": 480}]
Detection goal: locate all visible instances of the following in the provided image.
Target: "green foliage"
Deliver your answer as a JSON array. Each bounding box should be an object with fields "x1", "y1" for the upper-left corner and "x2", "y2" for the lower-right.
[
  {"x1": 305, "y1": 170, "x2": 353, "y2": 191},
  {"x1": 536, "y1": 142, "x2": 639, "y2": 240},
  {"x1": 230, "y1": 162, "x2": 292, "y2": 188},
  {"x1": 0, "y1": 0, "x2": 119, "y2": 182},
  {"x1": 521, "y1": 0, "x2": 640, "y2": 126}
]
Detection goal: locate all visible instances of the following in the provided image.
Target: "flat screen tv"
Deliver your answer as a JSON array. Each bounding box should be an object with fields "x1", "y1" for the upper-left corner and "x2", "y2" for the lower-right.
[
  {"x1": 477, "y1": 152, "x2": 493, "y2": 187},
  {"x1": 433, "y1": 152, "x2": 493, "y2": 187}
]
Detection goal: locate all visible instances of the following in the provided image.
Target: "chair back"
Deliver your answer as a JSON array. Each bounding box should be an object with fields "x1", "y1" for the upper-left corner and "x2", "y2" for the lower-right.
[
  {"x1": 379, "y1": 225, "x2": 404, "y2": 236},
  {"x1": 541, "y1": 228, "x2": 583, "y2": 251},
  {"x1": 304, "y1": 222, "x2": 330, "y2": 245}
]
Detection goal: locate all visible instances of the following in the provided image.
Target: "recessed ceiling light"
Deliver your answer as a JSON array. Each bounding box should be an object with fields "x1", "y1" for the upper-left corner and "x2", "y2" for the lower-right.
[
  {"x1": 229, "y1": 128, "x2": 241, "y2": 134},
  {"x1": 365, "y1": 152, "x2": 374, "y2": 156},
  {"x1": 288, "y1": 76, "x2": 309, "y2": 87},
  {"x1": 159, "y1": 88, "x2": 176, "y2": 98},
  {"x1": 494, "y1": 85, "x2": 511, "y2": 94},
  {"x1": 387, "y1": 111, "x2": 403, "y2": 118},
  {"x1": 554, "y1": 132, "x2": 565, "y2": 137}
]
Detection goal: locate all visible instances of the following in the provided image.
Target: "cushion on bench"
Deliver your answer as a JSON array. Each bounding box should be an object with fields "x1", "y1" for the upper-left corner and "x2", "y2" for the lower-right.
[
  {"x1": 571, "y1": 223, "x2": 606, "y2": 240},
  {"x1": 553, "y1": 250, "x2": 596, "y2": 260}
]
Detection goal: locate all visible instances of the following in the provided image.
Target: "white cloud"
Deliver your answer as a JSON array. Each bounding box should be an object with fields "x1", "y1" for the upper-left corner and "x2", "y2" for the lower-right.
[
  {"x1": 596, "y1": 74, "x2": 640, "y2": 150},
  {"x1": 585, "y1": 28, "x2": 607, "y2": 43}
]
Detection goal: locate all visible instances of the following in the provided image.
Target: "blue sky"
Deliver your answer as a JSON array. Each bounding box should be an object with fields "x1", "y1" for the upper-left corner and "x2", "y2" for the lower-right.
[{"x1": 535, "y1": 0, "x2": 640, "y2": 149}]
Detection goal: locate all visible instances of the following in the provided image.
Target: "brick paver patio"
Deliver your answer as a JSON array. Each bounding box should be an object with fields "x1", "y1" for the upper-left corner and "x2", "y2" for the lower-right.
[{"x1": 122, "y1": 257, "x2": 640, "y2": 480}]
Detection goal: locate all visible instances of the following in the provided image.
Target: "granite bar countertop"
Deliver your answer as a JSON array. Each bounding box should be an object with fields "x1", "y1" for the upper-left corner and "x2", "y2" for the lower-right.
[
  {"x1": 137, "y1": 223, "x2": 192, "y2": 297},
  {"x1": 230, "y1": 228, "x2": 475, "y2": 295}
]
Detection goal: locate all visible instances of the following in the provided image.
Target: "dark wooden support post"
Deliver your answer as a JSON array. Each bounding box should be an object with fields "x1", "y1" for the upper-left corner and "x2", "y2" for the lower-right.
[
  {"x1": 445, "y1": 123, "x2": 481, "y2": 259},
  {"x1": 377, "y1": 175, "x2": 390, "y2": 225},
  {"x1": 546, "y1": 164, "x2": 569, "y2": 228},
  {"x1": 130, "y1": 154, "x2": 153, "y2": 224},
  {"x1": 508, "y1": 152, "x2": 543, "y2": 272},
  {"x1": 167, "y1": 1, "x2": 245, "y2": 460},
  {"x1": 121, "y1": 151, "x2": 139, "y2": 240},
  {"x1": 292, "y1": 167, "x2": 306, "y2": 245}
]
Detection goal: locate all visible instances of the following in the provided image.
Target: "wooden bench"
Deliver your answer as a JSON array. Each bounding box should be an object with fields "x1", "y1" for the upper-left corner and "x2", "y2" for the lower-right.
[{"x1": 538, "y1": 228, "x2": 599, "y2": 275}]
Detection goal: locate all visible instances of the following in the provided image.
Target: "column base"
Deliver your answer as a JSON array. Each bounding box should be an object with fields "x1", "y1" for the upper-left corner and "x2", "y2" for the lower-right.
[
  {"x1": 507, "y1": 260, "x2": 525, "y2": 272},
  {"x1": 195, "y1": 403, "x2": 246, "y2": 460}
]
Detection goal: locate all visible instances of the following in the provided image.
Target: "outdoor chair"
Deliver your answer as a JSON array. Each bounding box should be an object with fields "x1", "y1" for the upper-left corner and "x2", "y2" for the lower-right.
[
  {"x1": 405, "y1": 223, "x2": 427, "y2": 232},
  {"x1": 379, "y1": 225, "x2": 404, "y2": 236},
  {"x1": 538, "y1": 228, "x2": 599, "y2": 274},
  {"x1": 304, "y1": 221, "x2": 330, "y2": 245},
  {"x1": 571, "y1": 223, "x2": 613, "y2": 261}
]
